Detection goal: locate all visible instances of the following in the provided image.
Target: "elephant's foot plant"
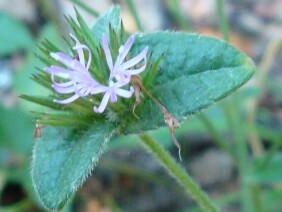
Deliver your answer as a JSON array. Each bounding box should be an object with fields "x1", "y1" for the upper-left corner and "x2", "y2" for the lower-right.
[{"x1": 23, "y1": 6, "x2": 255, "y2": 211}]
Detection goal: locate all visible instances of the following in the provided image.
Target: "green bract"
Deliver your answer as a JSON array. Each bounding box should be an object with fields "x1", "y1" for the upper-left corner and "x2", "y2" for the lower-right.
[{"x1": 28, "y1": 6, "x2": 255, "y2": 210}]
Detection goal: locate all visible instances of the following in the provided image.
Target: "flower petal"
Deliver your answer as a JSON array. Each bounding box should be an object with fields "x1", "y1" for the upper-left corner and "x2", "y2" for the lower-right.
[
  {"x1": 118, "y1": 35, "x2": 135, "y2": 64},
  {"x1": 102, "y1": 34, "x2": 113, "y2": 71},
  {"x1": 110, "y1": 92, "x2": 118, "y2": 102},
  {"x1": 70, "y1": 33, "x2": 85, "y2": 67},
  {"x1": 94, "y1": 92, "x2": 111, "y2": 113},
  {"x1": 113, "y1": 79, "x2": 131, "y2": 88},
  {"x1": 74, "y1": 84, "x2": 88, "y2": 97},
  {"x1": 45, "y1": 66, "x2": 71, "y2": 78},
  {"x1": 112, "y1": 35, "x2": 135, "y2": 77},
  {"x1": 54, "y1": 94, "x2": 80, "y2": 104},
  {"x1": 115, "y1": 87, "x2": 134, "y2": 98},
  {"x1": 126, "y1": 63, "x2": 147, "y2": 75},
  {"x1": 52, "y1": 81, "x2": 74, "y2": 88},
  {"x1": 90, "y1": 86, "x2": 108, "y2": 95},
  {"x1": 52, "y1": 84, "x2": 75, "y2": 94},
  {"x1": 73, "y1": 44, "x2": 92, "y2": 70},
  {"x1": 84, "y1": 87, "x2": 92, "y2": 96},
  {"x1": 115, "y1": 75, "x2": 131, "y2": 85},
  {"x1": 50, "y1": 52, "x2": 73, "y2": 68},
  {"x1": 121, "y1": 46, "x2": 148, "y2": 70}
]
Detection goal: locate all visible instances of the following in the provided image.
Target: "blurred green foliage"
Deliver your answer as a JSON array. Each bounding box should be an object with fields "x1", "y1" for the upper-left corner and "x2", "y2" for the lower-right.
[
  {"x1": 0, "y1": 13, "x2": 33, "y2": 56},
  {"x1": 0, "y1": 106, "x2": 40, "y2": 210},
  {"x1": 14, "y1": 24, "x2": 63, "y2": 113}
]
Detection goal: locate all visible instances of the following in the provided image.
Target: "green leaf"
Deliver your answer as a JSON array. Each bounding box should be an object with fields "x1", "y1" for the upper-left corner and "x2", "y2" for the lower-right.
[
  {"x1": 91, "y1": 6, "x2": 120, "y2": 41},
  {"x1": 0, "y1": 13, "x2": 33, "y2": 56},
  {"x1": 121, "y1": 32, "x2": 255, "y2": 134},
  {"x1": 32, "y1": 123, "x2": 116, "y2": 210}
]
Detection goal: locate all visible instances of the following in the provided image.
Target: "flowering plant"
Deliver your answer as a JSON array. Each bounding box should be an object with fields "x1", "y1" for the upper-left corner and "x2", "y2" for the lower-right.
[
  {"x1": 23, "y1": 6, "x2": 255, "y2": 210},
  {"x1": 45, "y1": 33, "x2": 147, "y2": 113}
]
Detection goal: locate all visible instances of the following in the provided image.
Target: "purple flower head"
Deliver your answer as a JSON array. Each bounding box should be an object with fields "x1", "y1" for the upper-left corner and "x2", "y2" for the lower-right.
[
  {"x1": 93, "y1": 80, "x2": 134, "y2": 113},
  {"x1": 44, "y1": 34, "x2": 139, "y2": 113},
  {"x1": 101, "y1": 33, "x2": 148, "y2": 83},
  {"x1": 44, "y1": 34, "x2": 102, "y2": 104}
]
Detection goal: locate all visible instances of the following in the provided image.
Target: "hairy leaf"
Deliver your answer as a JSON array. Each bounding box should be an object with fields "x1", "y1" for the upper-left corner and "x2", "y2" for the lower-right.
[
  {"x1": 121, "y1": 32, "x2": 255, "y2": 134},
  {"x1": 32, "y1": 123, "x2": 116, "y2": 210}
]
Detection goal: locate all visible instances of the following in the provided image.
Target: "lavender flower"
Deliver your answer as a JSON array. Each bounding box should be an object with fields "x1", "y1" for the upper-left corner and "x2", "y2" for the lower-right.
[
  {"x1": 102, "y1": 33, "x2": 148, "y2": 83},
  {"x1": 93, "y1": 80, "x2": 134, "y2": 113},
  {"x1": 44, "y1": 34, "x2": 142, "y2": 113},
  {"x1": 44, "y1": 34, "x2": 101, "y2": 104}
]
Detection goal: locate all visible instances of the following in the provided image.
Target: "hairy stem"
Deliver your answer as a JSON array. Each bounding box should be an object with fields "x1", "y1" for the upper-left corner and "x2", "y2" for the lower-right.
[{"x1": 139, "y1": 133, "x2": 219, "y2": 212}]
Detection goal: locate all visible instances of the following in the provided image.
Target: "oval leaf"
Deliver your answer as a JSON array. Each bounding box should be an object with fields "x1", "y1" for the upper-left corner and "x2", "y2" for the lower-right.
[
  {"x1": 32, "y1": 123, "x2": 116, "y2": 210},
  {"x1": 121, "y1": 32, "x2": 255, "y2": 134}
]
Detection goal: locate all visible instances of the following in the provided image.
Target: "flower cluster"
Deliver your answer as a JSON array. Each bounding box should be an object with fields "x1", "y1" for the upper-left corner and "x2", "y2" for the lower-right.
[{"x1": 45, "y1": 33, "x2": 148, "y2": 113}]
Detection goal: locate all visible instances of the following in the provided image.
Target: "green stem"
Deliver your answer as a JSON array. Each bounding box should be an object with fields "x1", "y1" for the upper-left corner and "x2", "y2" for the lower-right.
[
  {"x1": 250, "y1": 184, "x2": 264, "y2": 212},
  {"x1": 139, "y1": 133, "x2": 219, "y2": 212},
  {"x1": 125, "y1": 0, "x2": 144, "y2": 31},
  {"x1": 247, "y1": 38, "x2": 281, "y2": 156},
  {"x1": 70, "y1": 0, "x2": 99, "y2": 17},
  {"x1": 216, "y1": 0, "x2": 229, "y2": 42}
]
